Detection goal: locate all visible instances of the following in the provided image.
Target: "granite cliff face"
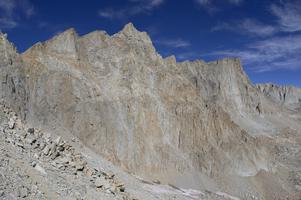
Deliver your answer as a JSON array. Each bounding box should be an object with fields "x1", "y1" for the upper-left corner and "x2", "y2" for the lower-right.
[
  {"x1": 257, "y1": 83, "x2": 301, "y2": 110},
  {"x1": 1, "y1": 24, "x2": 301, "y2": 200}
]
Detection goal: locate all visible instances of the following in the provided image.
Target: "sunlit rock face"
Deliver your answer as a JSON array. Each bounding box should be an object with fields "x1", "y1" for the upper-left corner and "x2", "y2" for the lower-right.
[
  {"x1": 1, "y1": 24, "x2": 301, "y2": 200},
  {"x1": 257, "y1": 83, "x2": 301, "y2": 110}
]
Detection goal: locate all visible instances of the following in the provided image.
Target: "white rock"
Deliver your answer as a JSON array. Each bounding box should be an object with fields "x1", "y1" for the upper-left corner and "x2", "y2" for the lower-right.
[
  {"x1": 34, "y1": 164, "x2": 47, "y2": 175},
  {"x1": 54, "y1": 136, "x2": 61, "y2": 145},
  {"x1": 15, "y1": 142, "x2": 24, "y2": 148},
  {"x1": 31, "y1": 161, "x2": 37, "y2": 167},
  {"x1": 8, "y1": 118, "x2": 15, "y2": 129},
  {"x1": 43, "y1": 146, "x2": 50, "y2": 155}
]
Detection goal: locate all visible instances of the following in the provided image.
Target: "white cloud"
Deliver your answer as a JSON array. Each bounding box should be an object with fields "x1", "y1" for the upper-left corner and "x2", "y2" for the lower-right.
[
  {"x1": 155, "y1": 38, "x2": 191, "y2": 48},
  {"x1": 98, "y1": 8, "x2": 126, "y2": 20},
  {"x1": 195, "y1": 0, "x2": 218, "y2": 14},
  {"x1": 0, "y1": 18, "x2": 17, "y2": 29},
  {"x1": 239, "y1": 19, "x2": 277, "y2": 36},
  {"x1": 270, "y1": 1, "x2": 301, "y2": 32},
  {"x1": 196, "y1": 0, "x2": 211, "y2": 5},
  {"x1": 19, "y1": 0, "x2": 35, "y2": 17},
  {"x1": 196, "y1": 0, "x2": 243, "y2": 6},
  {"x1": 176, "y1": 52, "x2": 200, "y2": 61},
  {"x1": 210, "y1": 1, "x2": 301, "y2": 72},
  {"x1": 0, "y1": 0, "x2": 35, "y2": 30},
  {"x1": 212, "y1": 35, "x2": 301, "y2": 72},
  {"x1": 212, "y1": 19, "x2": 277, "y2": 37},
  {"x1": 0, "y1": 0, "x2": 16, "y2": 15},
  {"x1": 195, "y1": 0, "x2": 244, "y2": 14},
  {"x1": 251, "y1": 35, "x2": 301, "y2": 55},
  {"x1": 198, "y1": 0, "x2": 301, "y2": 72},
  {"x1": 99, "y1": 0, "x2": 164, "y2": 20},
  {"x1": 147, "y1": 0, "x2": 164, "y2": 7},
  {"x1": 212, "y1": 1, "x2": 301, "y2": 37},
  {"x1": 228, "y1": 0, "x2": 243, "y2": 5}
]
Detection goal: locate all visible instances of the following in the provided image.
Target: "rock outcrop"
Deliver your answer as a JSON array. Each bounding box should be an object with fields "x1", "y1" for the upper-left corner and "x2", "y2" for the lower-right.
[
  {"x1": 257, "y1": 83, "x2": 301, "y2": 110},
  {"x1": 0, "y1": 33, "x2": 29, "y2": 119},
  {"x1": 1, "y1": 24, "x2": 301, "y2": 200}
]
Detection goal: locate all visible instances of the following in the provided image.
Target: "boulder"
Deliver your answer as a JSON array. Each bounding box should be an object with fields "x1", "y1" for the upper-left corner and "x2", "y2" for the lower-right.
[
  {"x1": 18, "y1": 187, "x2": 28, "y2": 198},
  {"x1": 27, "y1": 128, "x2": 34, "y2": 134},
  {"x1": 8, "y1": 118, "x2": 15, "y2": 129},
  {"x1": 95, "y1": 177, "x2": 110, "y2": 189}
]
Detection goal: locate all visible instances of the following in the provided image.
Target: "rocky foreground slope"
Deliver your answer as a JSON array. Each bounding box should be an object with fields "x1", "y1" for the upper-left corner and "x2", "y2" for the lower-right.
[{"x1": 0, "y1": 23, "x2": 301, "y2": 200}]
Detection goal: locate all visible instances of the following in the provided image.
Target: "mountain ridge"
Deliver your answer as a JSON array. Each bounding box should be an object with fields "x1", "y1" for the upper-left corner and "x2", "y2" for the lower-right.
[{"x1": 1, "y1": 23, "x2": 301, "y2": 200}]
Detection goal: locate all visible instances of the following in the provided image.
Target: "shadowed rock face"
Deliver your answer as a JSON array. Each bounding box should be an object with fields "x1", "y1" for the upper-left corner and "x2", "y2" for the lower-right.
[
  {"x1": 1, "y1": 24, "x2": 301, "y2": 200},
  {"x1": 0, "y1": 33, "x2": 29, "y2": 119}
]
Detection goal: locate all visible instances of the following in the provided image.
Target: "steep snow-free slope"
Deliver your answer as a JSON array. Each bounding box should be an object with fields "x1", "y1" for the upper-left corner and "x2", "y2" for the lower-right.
[{"x1": 1, "y1": 24, "x2": 301, "y2": 200}]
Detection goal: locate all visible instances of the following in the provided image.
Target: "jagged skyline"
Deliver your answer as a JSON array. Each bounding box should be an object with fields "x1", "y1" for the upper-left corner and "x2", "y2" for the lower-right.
[
  {"x1": 1, "y1": 20, "x2": 301, "y2": 199},
  {"x1": 0, "y1": 0, "x2": 300, "y2": 87}
]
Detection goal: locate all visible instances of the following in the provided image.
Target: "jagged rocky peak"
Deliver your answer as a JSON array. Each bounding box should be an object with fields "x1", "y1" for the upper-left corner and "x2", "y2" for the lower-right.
[
  {"x1": 22, "y1": 23, "x2": 249, "y2": 73},
  {"x1": 120, "y1": 22, "x2": 139, "y2": 35},
  {"x1": 0, "y1": 33, "x2": 10, "y2": 60},
  {"x1": 0, "y1": 31, "x2": 7, "y2": 42},
  {"x1": 23, "y1": 23, "x2": 159, "y2": 64},
  {"x1": 23, "y1": 28, "x2": 79, "y2": 61},
  {"x1": 113, "y1": 23, "x2": 158, "y2": 57},
  {"x1": 45, "y1": 28, "x2": 78, "y2": 57},
  {"x1": 116, "y1": 22, "x2": 153, "y2": 43},
  {"x1": 0, "y1": 32, "x2": 20, "y2": 66},
  {"x1": 0, "y1": 32, "x2": 15, "y2": 54},
  {"x1": 163, "y1": 55, "x2": 177, "y2": 65}
]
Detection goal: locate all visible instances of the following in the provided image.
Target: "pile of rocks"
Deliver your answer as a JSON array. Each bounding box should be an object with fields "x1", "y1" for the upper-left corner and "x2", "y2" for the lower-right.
[{"x1": 0, "y1": 102, "x2": 132, "y2": 199}]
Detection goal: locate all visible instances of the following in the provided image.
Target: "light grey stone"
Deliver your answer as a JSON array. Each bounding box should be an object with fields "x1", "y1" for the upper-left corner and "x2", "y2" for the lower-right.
[
  {"x1": 18, "y1": 187, "x2": 28, "y2": 198},
  {"x1": 8, "y1": 118, "x2": 15, "y2": 129},
  {"x1": 95, "y1": 177, "x2": 110, "y2": 189}
]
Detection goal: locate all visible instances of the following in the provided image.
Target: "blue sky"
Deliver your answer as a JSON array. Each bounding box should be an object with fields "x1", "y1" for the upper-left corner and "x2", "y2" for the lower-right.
[{"x1": 0, "y1": 0, "x2": 301, "y2": 87}]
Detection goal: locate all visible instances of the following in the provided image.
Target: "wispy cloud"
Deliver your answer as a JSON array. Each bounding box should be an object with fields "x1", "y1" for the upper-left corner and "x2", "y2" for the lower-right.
[
  {"x1": 212, "y1": 19, "x2": 277, "y2": 37},
  {"x1": 99, "y1": 0, "x2": 164, "y2": 20},
  {"x1": 0, "y1": 0, "x2": 35, "y2": 30},
  {"x1": 270, "y1": 1, "x2": 301, "y2": 32},
  {"x1": 239, "y1": 19, "x2": 277, "y2": 36},
  {"x1": 0, "y1": 18, "x2": 17, "y2": 29},
  {"x1": 18, "y1": 0, "x2": 35, "y2": 18},
  {"x1": 212, "y1": 1, "x2": 301, "y2": 37},
  {"x1": 212, "y1": 35, "x2": 301, "y2": 72},
  {"x1": 0, "y1": 0, "x2": 15, "y2": 14},
  {"x1": 195, "y1": 0, "x2": 244, "y2": 13},
  {"x1": 196, "y1": 0, "x2": 210, "y2": 6},
  {"x1": 228, "y1": 0, "x2": 243, "y2": 5},
  {"x1": 196, "y1": 0, "x2": 243, "y2": 6},
  {"x1": 155, "y1": 38, "x2": 191, "y2": 48},
  {"x1": 195, "y1": 0, "x2": 219, "y2": 14},
  {"x1": 0, "y1": 0, "x2": 17, "y2": 29},
  {"x1": 209, "y1": 0, "x2": 301, "y2": 72},
  {"x1": 176, "y1": 52, "x2": 200, "y2": 61},
  {"x1": 98, "y1": 8, "x2": 126, "y2": 20}
]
